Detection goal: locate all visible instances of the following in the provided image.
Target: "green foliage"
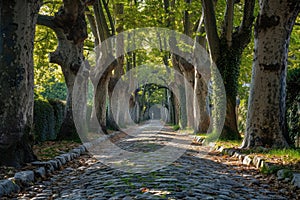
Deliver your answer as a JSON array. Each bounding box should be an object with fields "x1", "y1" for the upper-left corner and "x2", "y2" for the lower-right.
[
  {"x1": 33, "y1": 99, "x2": 56, "y2": 142},
  {"x1": 33, "y1": 98, "x2": 66, "y2": 142},
  {"x1": 286, "y1": 67, "x2": 300, "y2": 145},
  {"x1": 40, "y1": 81, "x2": 67, "y2": 100},
  {"x1": 34, "y1": 3, "x2": 65, "y2": 99},
  {"x1": 173, "y1": 124, "x2": 180, "y2": 131},
  {"x1": 48, "y1": 99, "x2": 65, "y2": 136}
]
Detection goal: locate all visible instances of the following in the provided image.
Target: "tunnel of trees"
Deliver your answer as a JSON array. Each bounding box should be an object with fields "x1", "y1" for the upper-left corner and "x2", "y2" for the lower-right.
[{"x1": 0, "y1": 0, "x2": 299, "y2": 167}]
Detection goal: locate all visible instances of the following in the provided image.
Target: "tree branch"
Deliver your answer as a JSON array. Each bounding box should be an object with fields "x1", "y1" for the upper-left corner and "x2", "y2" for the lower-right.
[
  {"x1": 202, "y1": 0, "x2": 220, "y2": 62},
  {"x1": 37, "y1": 14, "x2": 66, "y2": 42},
  {"x1": 94, "y1": 0, "x2": 111, "y2": 41},
  {"x1": 235, "y1": 0, "x2": 255, "y2": 48},
  {"x1": 102, "y1": 0, "x2": 115, "y2": 36},
  {"x1": 223, "y1": 0, "x2": 234, "y2": 47}
]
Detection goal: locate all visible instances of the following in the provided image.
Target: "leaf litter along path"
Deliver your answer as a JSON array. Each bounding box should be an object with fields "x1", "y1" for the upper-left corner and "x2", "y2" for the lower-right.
[{"x1": 7, "y1": 120, "x2": 300, "y2": 200}]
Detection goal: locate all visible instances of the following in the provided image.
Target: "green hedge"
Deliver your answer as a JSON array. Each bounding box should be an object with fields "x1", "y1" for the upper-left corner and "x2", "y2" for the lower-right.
[
  {"x1": 48, "y1": 99, "x2": 65, "y2": 136},
  {"x1": 286, "y1": 68, "x2": 300, "y2": 146},
  {"x1": 33, "y1": 99, "x2": 65, "y2": 142}
]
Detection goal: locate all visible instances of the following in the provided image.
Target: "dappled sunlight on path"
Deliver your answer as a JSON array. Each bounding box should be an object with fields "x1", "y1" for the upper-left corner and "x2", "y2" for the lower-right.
[{"x1": 10, "y1": 121, "x2": 291, "y2": 199}]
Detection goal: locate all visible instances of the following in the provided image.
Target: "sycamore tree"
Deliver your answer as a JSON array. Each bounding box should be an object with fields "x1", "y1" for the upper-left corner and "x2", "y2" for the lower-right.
[
  {"x1": 0, "y1": 0, "x2": 41, "y2": 167},
  {"x1": 242, "y1": 0, "x2": 300, "y2": 148},
  {"x1": 202, "y1": 0, "x2": 255, "y2": 139},
  {"x1": 37, "y1": 0, "x2": 91, "y2": 140}
]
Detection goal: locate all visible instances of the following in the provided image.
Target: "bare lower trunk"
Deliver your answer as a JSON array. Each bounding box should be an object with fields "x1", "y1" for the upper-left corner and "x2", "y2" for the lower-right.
[
  {"x1": 0, "y1": 0, "x2": 41, "y2": 167},
  {"x1": 194, "y1": 71, "x2": 210, "y2": 133},
  {"x1": 242, "y1": 0, "x2": 299, "y2": 148},
  {"x1": 221, "y1": 95, "x2": 240, "y2": 140},
  {"x1": 94, "y1": 73, "x2": 110, "y2": 134},
  {"x1": 183, "y1": 68, "x2": 195, "y2": 129}
]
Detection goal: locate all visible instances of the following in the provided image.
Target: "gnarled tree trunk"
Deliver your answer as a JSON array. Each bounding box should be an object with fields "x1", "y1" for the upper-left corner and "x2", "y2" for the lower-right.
[
  {"x1": 37, "y1": 0, "x2": 89, "y2": 140},
  {"x1": 242, "y1": 0, "x2": 299, "y2": 148},
  {"x1": 0, "y1": 0, "x2": 41, "y2": 167}
]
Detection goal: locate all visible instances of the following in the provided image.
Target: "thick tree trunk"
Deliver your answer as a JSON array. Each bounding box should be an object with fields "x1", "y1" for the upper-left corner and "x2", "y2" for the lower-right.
[
  {"x1": 202, "y1": 0, "x2": 255, "y2": 140},
  {"x1": 182, "y1": 66, "x2": 195, "y2": 129},
  {"x1": 37, "y1": 1, "x2": 89, "y2": 140},
  {"x1": 194, "y1": 71, "x2": 210, "y2": 133},
  {"x1": 242, "y1": 0, "x2": 299, "y2": 148},
  {"x1": 215, "y1": 45, "x2": 242, "y2": 140},
  {"x1": 0, "y1": 0, "x2": 41, "y2": 167},
  {"x1": 172, "y1": 55, "x2": 187, "y2": 128}
]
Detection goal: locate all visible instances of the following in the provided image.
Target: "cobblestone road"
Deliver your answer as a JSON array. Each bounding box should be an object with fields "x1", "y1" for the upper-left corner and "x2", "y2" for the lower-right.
[{"x1": 14, "y1": 121, "x2": 290, "y2": 200}]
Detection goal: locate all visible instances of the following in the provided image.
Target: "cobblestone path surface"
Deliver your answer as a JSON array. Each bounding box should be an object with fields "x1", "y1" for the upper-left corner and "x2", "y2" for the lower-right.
[{"x1": 14, "y1": 121, "x2": 289, "y2": 200}]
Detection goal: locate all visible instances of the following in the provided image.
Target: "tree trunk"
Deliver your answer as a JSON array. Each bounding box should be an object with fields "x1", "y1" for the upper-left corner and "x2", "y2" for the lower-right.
[
  {"x1": 172, "y1": 56, "x2": 187, "y2": 128},
  {"x1": 242, "y1": 0, "x2": 299, "y2": 148},
  {"x1": 202, "y1": 0, "x2": 255, "y2": 140},
  {"x1": 182, "y1": 65, "x2": 195, "y2": 129},
  {"x1": 37, "y1": 1, "x2": 89, "y2": 140},
  {"x1": 0, "y1": 0, "x2": 41, "y2": 167},
  {"x1": 194, "y1": 71, "x2": 210, "y2": 133}
]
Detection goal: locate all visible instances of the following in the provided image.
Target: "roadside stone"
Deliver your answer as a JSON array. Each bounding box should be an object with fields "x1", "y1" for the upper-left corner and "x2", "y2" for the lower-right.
[
  {"x1": 48, "y1": 160, "x2": 59, "y2": 169},
  {"x1": 227, "y1": 149, "x2": 235, "y2": 156},
  {"x1": 291, "y1": 173, "x2": 300, "y2": 188},
  {"x1": 14, "y1": 170, "x2": 35, "y2": 185},
  {"x1": 71, "y1": 148, "x2": 82, "y2": 155},
  {"x1": 0, "y1": 179, "x2": 20, "y2": 196},
  {"x1": 61, "y1": 153, "x2": 72, "y2": 162},
  {"x1": 242, "y1": 155, "x2": 252, "y2": 166},
  {"x1": 238, "y1": 154, "x2": 246, "y2": 162},
  {"x1": 55, "y1": 156, "x2": 67, "y2": 165},
  {"x1": 78, "y1": 145, "x2": 86, "y2": 153},
  {"x1": 252, "y1": 156, "x2": 264, "y2": 168}
]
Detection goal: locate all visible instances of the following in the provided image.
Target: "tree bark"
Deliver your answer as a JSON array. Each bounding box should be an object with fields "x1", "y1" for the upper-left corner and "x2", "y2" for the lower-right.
[
  {"x1": 0, "y1": 0, "x2": 41, "y2": 167},
  {"x1": 194, "y1": 71, "x2": 210, "y2": 133},
  {"x1": 242, "y1": 0, "x2": 299, "y2": 148},
  {"x1": 37, "y1": 0, "x2": 89, "y2": 140},
  {"x1": 202, "y1": 0, "x2": 255, "y2": 140}
]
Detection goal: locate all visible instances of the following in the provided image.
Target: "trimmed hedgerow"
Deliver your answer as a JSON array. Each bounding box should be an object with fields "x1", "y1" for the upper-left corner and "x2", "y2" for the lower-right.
[
  {"x1": 33, "y1": 99, "x2": 55, "y2": 142},
  {"x1": 33, "y1": 98, "x2": 66, "y2": 142},
  {"x1": 48, "y1": 98, "x2": 65, "y2": 136},
  {"x1": 286, "y1": 67, "x2": 300, "y2": 147}
]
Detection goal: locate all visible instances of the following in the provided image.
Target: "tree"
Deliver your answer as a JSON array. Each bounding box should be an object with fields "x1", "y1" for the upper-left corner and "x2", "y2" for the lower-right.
[
  {"x1": 0, "y1": 0, "x2": 41, "y2": 167},
  {"x1": 202, "y1": 0, "x2": 255, "y2": 139},
  {"x1": 37, "y1": 0, "x2": 90, "y2": 140},
  {"x1": 242, "y1": 0, "x2": 300, "y2": 148}
]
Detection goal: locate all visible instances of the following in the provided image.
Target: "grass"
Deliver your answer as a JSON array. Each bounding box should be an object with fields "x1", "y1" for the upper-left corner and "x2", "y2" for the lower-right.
[
  {"x1": 216, "y1": 139, "x2": 243, "y2": 148},
  {"x1": 214, "y1": 139, "x2": 300, "y2": 172}
]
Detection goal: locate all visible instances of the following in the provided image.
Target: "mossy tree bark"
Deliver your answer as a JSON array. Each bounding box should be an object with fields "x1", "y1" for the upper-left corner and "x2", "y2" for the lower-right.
[
  {"x1": 0, "y1": 0, "x2": 41, "y2": 167},
  {"x1": 202, "y1": 0, "x2": 255, "y2": 140},
  {"x1": 242, "y1": 0, "x2": 300, "y2": 148}
]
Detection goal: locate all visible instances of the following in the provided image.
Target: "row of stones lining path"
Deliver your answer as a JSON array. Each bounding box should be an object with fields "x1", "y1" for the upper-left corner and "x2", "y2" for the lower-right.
[{"x1": 7, "y1": 120, "x2": 297, "y2": 199}]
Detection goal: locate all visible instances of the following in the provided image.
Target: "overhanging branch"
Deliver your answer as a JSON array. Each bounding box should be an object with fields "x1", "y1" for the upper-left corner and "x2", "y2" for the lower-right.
[
  {"x1": 235, "y1": 0, "x2": 255, "y2": 48},
  {"x1": 202, "y1": 0, "x2": 220, "y2": 62}
]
